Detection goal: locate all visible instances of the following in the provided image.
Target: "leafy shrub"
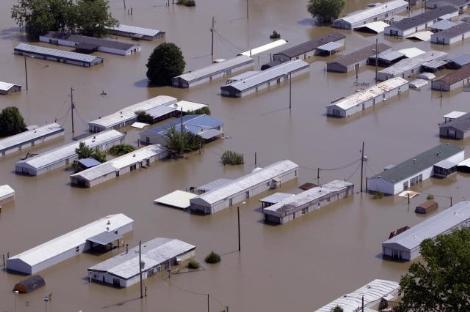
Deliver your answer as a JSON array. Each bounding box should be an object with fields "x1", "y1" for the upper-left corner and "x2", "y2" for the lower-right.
[
  {"x1": 426, "y1": 194, "x2": 434, "y2": 200},
  {"x1": 221, "y1": 150, "x2": 244, "y2": 166},
  {"x1": 109, "y1": 144, "x2": 135, "y2": 156},
  {"x1": 177, "y1": 0, "x2": 196, "y2": 6},
  {"x1": 187, "y1": 259, "x2": 200, "y2": 269},
  {"x1": 270, "y1": 30, "x2": 281, "y2": 39},
  {"x1": 204, "y1": 251, "x2": 221, "y2": 264},
  {"x1": 135, "y1": 111, "x2": 154, "y2": 124}
]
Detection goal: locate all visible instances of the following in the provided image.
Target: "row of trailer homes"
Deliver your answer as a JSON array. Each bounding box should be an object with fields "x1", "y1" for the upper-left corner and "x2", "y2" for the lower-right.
[{"x1": 6, "y1": 214, "x2": 196, "y2": 288}]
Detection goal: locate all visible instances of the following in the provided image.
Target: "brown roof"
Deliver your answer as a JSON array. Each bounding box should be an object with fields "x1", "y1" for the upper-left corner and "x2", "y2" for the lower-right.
[
  {"x1": 436, "y1": 64, "x2": 470, "y2": 85},
  {"x1": 328, "y1": 43, "x2": 391, "y2": 67}
]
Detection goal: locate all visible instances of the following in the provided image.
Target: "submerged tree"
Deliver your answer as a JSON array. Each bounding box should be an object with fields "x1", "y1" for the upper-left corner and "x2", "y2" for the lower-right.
[
  {"x1": 0, "y1": 106, "x2": 27, "y2": 137},
  {"x1": 307, "y1": 0, "x2": 345, "y2": 24},
  {"x1": 164, "y1": 126, "x2": 202, "y2": 157},
  {"x1": 75, "y1": 142, "x2": 106, "y2": 162},
  {"x1": 397, "y1": 228, "x2": 470, "y2": 312},
  {"x1": 146, "y1": 43, "x2": 185, "y2": 86},
  {"x1": 11, "y1": 0, "x2": 117, "y2": 40}
]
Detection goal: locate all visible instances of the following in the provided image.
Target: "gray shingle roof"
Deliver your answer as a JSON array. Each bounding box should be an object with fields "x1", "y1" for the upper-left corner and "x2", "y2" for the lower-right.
[
  {"x1": 371, "y1": 144, "x2": 463, "y2": 183},
  {"x1": 274, "y1": 33, "x2": 345, "y2": 59},
  {"x1": 328, "y1": 43, "x2": 391, "y2": 67},
  {"x1": 388, "y1": 6, "x2": 458, "y2": 31},
  {"x1": 432, "y1": 22, "x2": 470, "y2": 39}
]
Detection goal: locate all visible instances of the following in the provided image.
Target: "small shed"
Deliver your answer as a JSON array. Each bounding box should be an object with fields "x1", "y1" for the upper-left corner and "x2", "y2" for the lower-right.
[
  {"x1": 415, "y1": 200, "x2": 438, "y2": 214},
  {"x1": 13, "y1": 275, "x2": 46, "y2": 293},
  {"x1": 0, "y1": 185, "x2": 15, "y2": 205},
  {"x1": 76, "y1": 158, "x2": 101, "y2": 170}
]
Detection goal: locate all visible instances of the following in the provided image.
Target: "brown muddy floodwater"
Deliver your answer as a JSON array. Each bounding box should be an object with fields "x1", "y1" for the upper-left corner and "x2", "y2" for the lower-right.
[{"x1": 0, "y1": 0, "x2": 469, "y2": 311}]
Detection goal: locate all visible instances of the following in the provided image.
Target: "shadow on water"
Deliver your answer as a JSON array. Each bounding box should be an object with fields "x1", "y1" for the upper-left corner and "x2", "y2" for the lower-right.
[
  {"x1": 0, "y1": 27, "x2": 24, "y2": 41},
  {"x1": 134, "y1": 79, "x2": 150, "y2": 88}
]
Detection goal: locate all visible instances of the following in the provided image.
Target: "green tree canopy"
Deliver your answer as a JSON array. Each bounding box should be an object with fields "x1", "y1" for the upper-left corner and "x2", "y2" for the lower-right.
[
  {"x1": 164, "y1": 126, "x2": 202, "y2": 157},
  {"x1": 11, "y1": 0, "x2": 117, "y2": 40},
  {"x1": 0, "y1": 106, "x2": 27, "y2": 137},
  {"x1": 75, "y1": 142, "x2": 106, "y2": 162},
  {"x1": 146, "y1": 43, "x2": 185, "y2": 86},
  {"x1": 397, "y1": 228, "x2": 470, "y2": 312},
  {"x1": 307, "y1": 0, "x2": 345, "y2": 24}
]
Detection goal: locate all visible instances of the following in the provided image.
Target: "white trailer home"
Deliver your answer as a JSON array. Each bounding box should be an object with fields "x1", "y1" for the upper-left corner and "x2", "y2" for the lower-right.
[
  {"x1": 333, "y1": 0, "x2": 408, "y2": 29},
  {"x1": 326, "y1": 77, "x2": 409, "y2": 118},
  {"x1": 70, "y1": 145, "x2": 167, "y2": 188},
  {"x1": 7, "y1": 214, "x2": 134, "y2": 275},
  {"x1": 0, "y1": 185, "x2": 15, "y2": 206},
  {"x1": 15, "y1": 130, "x2": 125, "y2": 176},
  {"x1": 189, "y1": 160, "x2": 299, "y2": 215},
  {"x1": 367, "y1": 144, "x2": 464, "y2": 195},
  {"x1": 88, "y1": 238, "x2": 195, "y2": 288},
  {"x1": 263, "y1": 180, "x2": 354, "y2": 225},
  {"x1": 382, "y1": 201, "x2": 470, "y2": 261},
  {"x1": 431, "y1": 22, "x2": 470, "y2": 45},
  {"x1": 0, "y1": 123, "x2": 64, "y2": 157}
]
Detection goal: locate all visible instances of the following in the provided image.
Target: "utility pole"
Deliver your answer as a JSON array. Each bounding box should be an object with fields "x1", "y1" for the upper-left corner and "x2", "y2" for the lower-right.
[
  {"x1": 317, "y1": 168, "x2": 320, "y2": 185},
  {"x1": 24, "y1": 56, "x2": 29, "y2": 91},
  {"x1": 237, "y1": 206, "x2": 241, "y2": 252},
  {"x1": 70, "y1": 87, "x2": 75, "y2": 135},
  {"x1": 210, "y1": 17, "x2": 215, "y2": 62},
  {"x1": 180, "y1": 107, "x2": 184, "y2": 154},
  {"x1": 375, "y1": 38, "x2": 379, "y2": 83},
  {"x1": 246, "y1": 0, "x2": 249, "y2": 20},
  {"x1": 361, "y1": 295, "x2": 364, "y2": 312},
  {"x1": 254, "y1": 152, "x2": 257, "y2": 166},
  {"x1": 289, "y1": 73, "x2": 292, "y2": 111},
  {"x1": 207, "y1": 293, "x2": 210, "y2": 312},
  {"x1": 139, "y1": 240, "x2": 143, "y2": 299},
  {"x1": 360, "y1": 141, "x2": 365, "y2": 193},
  {"x1": 123, "y1": 0, "x2": 126, "y2": 9}
]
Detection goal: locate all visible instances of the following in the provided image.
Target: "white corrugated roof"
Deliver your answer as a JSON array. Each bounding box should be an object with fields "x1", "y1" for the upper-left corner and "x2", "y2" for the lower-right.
[
  {"x1": 88, "y1": 95, "x2": 177, "y2": 129},
  {"x1": 398, "y1": 47, "x2": 426, "y2": 58},
  {"x1": 443, "y1": 111, "x2": 467, "y2": 119},
  {"x1": 88, "y1": 238, "x2": 195, "y2": 279},
  {"x1": 223, "y1": 59, "x2": 309, "y2": 92},
  {"x1": 0, "y1": 185, "x2": 15, "y2": 200},
  {"x1": 16, "y1": 130, "x2": 124, "y2": 170},
  {"x1": 240, "y1": 39, "x2": 288, "y2": 56},
  {"x1": 154, "y1": 190, "x2": 198, "y2": 209},
  {"x1": 406, "y1": 31, "x2": 433, "y2": 42},
  {"x1": 0, "y1": 81, "x2": 19, "y2": 92},
  {"x1": 176, "y1": 100, "x2": 208, "y2": 113},
  {"x1": 175, "y1": 56, "x2": 254, "y2": 83},
  {"x1": 108, "y1": 24, "x2": 162, "y2": 37},
  {"x1": 0, "y1": 123, "x2": 63, "y2": 152},
  {"x1": 70, "y1": 145, "x2": 166, "y2": 182},
  {"x1": 315, "y1": 279, "x2": 399, "y2": 312},
  {"x1": 328, "y1": 77, "x2": 408, "y2": 111},
  {"x1": 353, "y1": 21, "x2": 390, "y2": 33},
  {"x1": 409, "y1": 78, "x2": 428, "y2": 89},
  {"x1": 193, "y1": 160, "x2": 299, "y2": 205},
  {"x1": 383, "y1": 201, "x2": 470, "y2": 250},
  {"x1": 264, "y1": 180, "x2": 353, "y2": 215},
  {"x1": 336, "y1": 0, "x2": 408, "y2": 25},
  {"x1": 15, "y1": 43, "x2": 102, "y2": 63},
  {"x1": 9, "y1": 214, "x2": 134, "y2": 267}
]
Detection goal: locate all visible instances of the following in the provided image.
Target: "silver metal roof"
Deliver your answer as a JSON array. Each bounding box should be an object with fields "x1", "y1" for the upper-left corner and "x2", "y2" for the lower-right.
[
  {"x1": 88, "y1": 238, "x2": 195, "y2": 279},
  {"x1": 315, "y1": 279, "x2": 399, "y2": 312},
  {"x1": 196, "y1": 178, "x2": 233, "y2": 193},
  {"x1": 264, "y1": 180, "x2": 353, "y2": 215},
  {"x1": 108, "y1": 24, "x2": 163, "y2": 37},
  {"x1": 0, "y1": 185, "x2": 15, "y2": 200},
  {"x1": 0, "y1": 123, "x2": 63, "y2": 152},
  {"x1": 222, "y1": 59, "x2": 309, "y2": 92},
  {"x1": 259, "y1": 192, "x2": 294, "y2": 204},
  {"x1": 0, "y1": 81, "x2": 20, "y2": 92},
  {"x1": 70, "y1": 145, "x2": 166, "y2": 182},
  {"x1": 328, "y1": 77, "x2": 408, "y2": 111},
  {"x1": 88, "y1": 95, "x2": 177, "y2": 129},
  {"x1": 175, "y1": 56, "x2": 254, "y2": 83},
  {"x1": 14, "y1": 43, "x2": 102, "y2": 63},
  {"x1": 379, "y1": 51, "x2": 447, "y2": 77},
  {"x1": 9, "y1": 214, "x2": 134, "y2": 267},
  {"x1": 334, "y1": 0, "x2": 408, "y2": 25},
  {"x1": 16, "y1": 130, "x2": 124, "y2": 171},
  {"x1": 240, "y1": 39, "x2": 287, "y2": 56},
  {"x1": 383, "y1": 201, "x2": 470, "y2": 250},
  {"x1": 192, "y1": 160, "x2": 299, "y2": 205}
]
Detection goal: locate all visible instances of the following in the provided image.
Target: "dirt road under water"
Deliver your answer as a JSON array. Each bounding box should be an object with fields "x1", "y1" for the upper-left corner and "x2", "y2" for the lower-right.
[{"x1": 0, "y1": 0, "x2": 469, "y2": 311}]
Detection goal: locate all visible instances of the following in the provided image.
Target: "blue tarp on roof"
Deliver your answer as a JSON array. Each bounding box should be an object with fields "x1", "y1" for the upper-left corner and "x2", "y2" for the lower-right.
[
  {"x1": 141, "y1": 114, "x2": 223, "y2": 137},
  {"x1": 78, "y1": 158, "x2": 101, "y2": 169}
]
